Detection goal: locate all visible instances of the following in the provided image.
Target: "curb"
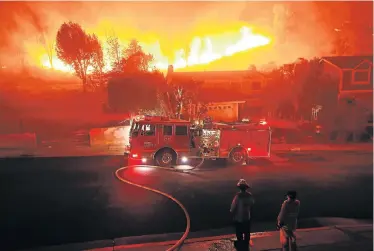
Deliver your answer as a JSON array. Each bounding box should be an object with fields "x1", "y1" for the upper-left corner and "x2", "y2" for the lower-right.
[
  {"x1": 271, "y1": 143, "x2": 373, "y2": 152},
  {"x1": 87, "y1": 232, "x2": 272, "y2": 251},
  {"x1": 87, "y1": 224, "x2": 373, "y2": 251},
  {"x1": 24, "y1": 223, "x2": 372, "y2": 251}
]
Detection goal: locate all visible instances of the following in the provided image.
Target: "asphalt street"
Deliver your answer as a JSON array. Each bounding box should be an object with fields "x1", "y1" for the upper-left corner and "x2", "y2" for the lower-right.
[{"x1": 0, "y1": 150, "x2": 372, "y2": 250}]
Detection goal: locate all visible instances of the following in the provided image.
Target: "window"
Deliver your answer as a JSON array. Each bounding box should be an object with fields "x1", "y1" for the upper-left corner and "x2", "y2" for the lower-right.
[
  {"x1": 175, "y1": 125, "x2": 188, "y2": 136},
  {"x1": 141, "y1": 124, "x2": 155, "y2": 136},
  {"x1": 130, "y1": 122, "x2": 140, "y2": 137},
  {"x1": 163, "y1": 125, "x2": 173, "y2": 136},
  {"x1": 353, "y1": 70, "x2": 370, "y2": 83},
  {"x1": 252, "y1": 81, "x2": 262, "y2": 90}
]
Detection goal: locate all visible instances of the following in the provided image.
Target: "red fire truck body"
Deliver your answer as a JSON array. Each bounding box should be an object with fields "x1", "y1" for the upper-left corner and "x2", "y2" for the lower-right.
[{"x1": 128, "y1": 116, "x2": 271, "y2": 167}]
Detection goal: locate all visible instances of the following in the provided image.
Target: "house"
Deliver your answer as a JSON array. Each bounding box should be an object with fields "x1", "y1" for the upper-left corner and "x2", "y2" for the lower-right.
[
  {"x1": 166, "y1": 65, "x2": 268, "y2": 121},
  {"x1": 166, "y1": 65, "x2": 267, "y2": 92},
  {"x1": 320, "y1": 55, "x2": 373, "y2": 131},
  {"x1": 194, "y1": 89, "x2": 247, "y2": 122},
  {"x1": 320, "y1": 55, "x2": 373, "y2": 108}
]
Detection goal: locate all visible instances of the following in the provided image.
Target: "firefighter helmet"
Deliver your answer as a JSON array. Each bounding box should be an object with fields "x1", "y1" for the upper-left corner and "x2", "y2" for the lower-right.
[
  {"x1": 286, "y1": 190, "x2": 297, "y2": 199},
  {"x1": 237, "y1": 179, "x2": 250, "y2": 188}
]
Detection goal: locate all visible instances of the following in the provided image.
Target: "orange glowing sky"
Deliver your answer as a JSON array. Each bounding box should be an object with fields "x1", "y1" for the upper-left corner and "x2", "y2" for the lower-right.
[{"x1": 1, "y1": 1, "x2": 372, "y2": 74}]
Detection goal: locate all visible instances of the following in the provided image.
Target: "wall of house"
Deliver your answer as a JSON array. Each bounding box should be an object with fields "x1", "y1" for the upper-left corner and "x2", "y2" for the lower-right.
[
  {"x1": 338, "y1": 92, "x2": 373, "y2": 122},
  {"x1": 336, "y1": 61, "x2": 373, "y2": 127},
  {"x1": 206, "y1": 102, "x2": 238, "y2": 122},
  {"x1": 341, "y1": 63, "x2": 373, "y2": 91},
  {"x1": 323, "y1": 62, "x2": 341, "y2": 83}
]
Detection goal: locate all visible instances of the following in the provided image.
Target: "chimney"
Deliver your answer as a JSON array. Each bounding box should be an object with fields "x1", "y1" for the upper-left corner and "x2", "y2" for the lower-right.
[
  {"x1": 167, "y1": 65, "x2": 174, "y2": 75},
  {"x1": 167, "y1": 65, "x2": 174, "y2": 84}
]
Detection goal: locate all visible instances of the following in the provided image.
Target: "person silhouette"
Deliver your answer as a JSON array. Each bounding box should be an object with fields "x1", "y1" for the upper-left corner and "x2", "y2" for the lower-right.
[{"x1": 230, "y1": 179, "x2": 255, "y2": 251}]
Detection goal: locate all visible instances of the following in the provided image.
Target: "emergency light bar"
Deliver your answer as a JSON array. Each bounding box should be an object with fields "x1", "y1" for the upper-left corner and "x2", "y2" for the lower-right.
[
  {"x1": 135, "y1": 115, "x2": 170, "y2": 122},
  {"x1": 134, "y1": 115, "x2": 145, "y2": 121}
]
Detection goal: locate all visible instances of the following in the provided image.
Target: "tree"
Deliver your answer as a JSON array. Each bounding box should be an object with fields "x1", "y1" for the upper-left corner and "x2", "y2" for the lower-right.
[
  {"x1": 88, "y1": 34, "x2": 105, "y2": 91},
  {"x1": 107, "y1": 71, "x2": 168, "y2": 115},
  {"x1": 56, "y1": 22, "x2": 103, "y2": 92},
  {"x1": 266, "y1": 59, "x2": 311, "y2": 120},
  {"x1": 38, "y1": 33, "x2": 54, "y2": 69},
  {"x1": 262, "y1": 65, "x2": 296, "y2": 119},
  {"x1": 168, "y1": 77, "x2": 201, "y2": 120},
  {"x1": 105, "y1": 39, "x2": 171, "y2": 116},
  {"x1": 121, "y1": 40, "x2": 154, "y2": 73},
  {"x1": 106, "y1": 32, "x2": 122, "y2": 71}
]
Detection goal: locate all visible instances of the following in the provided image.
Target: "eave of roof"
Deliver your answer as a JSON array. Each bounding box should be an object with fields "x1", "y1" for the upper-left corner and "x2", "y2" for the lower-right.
[
  {"x1": 321, "y1": 55, "x2": 373, "y2": 69},
  {"x1": 169, "y1": 70, "x2": 266, "y2": 80}
]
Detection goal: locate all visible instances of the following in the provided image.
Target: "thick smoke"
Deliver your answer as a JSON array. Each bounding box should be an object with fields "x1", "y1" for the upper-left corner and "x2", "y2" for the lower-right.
[{"x1": 0, "y1": 1, "x2": 372, "y2": 71}]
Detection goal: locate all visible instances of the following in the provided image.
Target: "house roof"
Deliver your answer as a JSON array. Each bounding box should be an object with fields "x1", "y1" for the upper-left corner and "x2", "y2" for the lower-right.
[
  {"x1": 168, "y1": 70, "x2": 265, "y2": 81},
  {"x1": 197, "y1": 88, "x2": 248, "y2": 103},
  {"x1": 321, "y1": 55, "x2": 373, "y2": 69}
]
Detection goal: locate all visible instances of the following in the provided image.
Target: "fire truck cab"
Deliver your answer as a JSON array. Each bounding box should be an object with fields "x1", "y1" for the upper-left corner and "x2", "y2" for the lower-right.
[{"x1": 128, "y1": 115, "x2": 272, "y2": 167}]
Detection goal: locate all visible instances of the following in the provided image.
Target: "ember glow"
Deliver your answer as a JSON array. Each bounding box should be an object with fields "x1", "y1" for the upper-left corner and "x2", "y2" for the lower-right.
[{"x1": 39, "y1": 25, "x2": 270, "y2": 73}]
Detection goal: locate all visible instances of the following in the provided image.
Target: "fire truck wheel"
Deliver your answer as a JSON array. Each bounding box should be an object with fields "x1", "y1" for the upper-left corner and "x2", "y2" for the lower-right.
[
  {"x1": 229, "y1": 148, "x2": 247, "y2": 166},
  {"x1": 155, "y1": 149, "x2": 175, "y2": 167}
]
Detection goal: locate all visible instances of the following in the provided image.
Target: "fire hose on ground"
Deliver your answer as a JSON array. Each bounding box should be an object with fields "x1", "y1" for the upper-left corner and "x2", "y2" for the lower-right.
[{"x1": 114, "y1": 158, "x2": 205, "y2": 251}]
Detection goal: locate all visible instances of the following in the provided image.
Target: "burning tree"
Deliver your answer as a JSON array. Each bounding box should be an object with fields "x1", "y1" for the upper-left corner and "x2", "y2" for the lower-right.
[{"x1": 56, "y1": 22, "x2": 104, "y2": 92}]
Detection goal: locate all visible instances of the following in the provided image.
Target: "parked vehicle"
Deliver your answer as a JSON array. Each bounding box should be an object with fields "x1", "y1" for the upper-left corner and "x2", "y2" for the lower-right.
[{"x1": 128, "y1": 115, "x2": 272, "y2": 167}]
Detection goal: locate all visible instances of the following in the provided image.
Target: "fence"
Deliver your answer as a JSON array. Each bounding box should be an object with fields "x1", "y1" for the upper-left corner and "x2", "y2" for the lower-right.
[{"x1": 0, "y1": 133, "x2": 37, "y2": 149}]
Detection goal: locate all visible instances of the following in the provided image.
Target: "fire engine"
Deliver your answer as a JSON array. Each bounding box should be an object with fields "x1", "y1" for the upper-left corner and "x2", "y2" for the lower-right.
[{"x1": 128, "y1": 115, "x2": 272, "y2": 167}]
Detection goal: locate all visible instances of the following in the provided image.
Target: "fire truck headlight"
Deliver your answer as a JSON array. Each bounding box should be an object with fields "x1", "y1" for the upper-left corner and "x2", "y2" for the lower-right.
[
  {"x1": 132, "y1": 153, "x2": 139, "y2": 158},
  {"x1": 181, "y1": 156, "x2": 188, "y2": 163},
  {"x1": 247, "y1": 148, "x2": 252, "y2": 152},
  {"x1": 141, "y1": 158, "x2": 147, "y2": 163}
]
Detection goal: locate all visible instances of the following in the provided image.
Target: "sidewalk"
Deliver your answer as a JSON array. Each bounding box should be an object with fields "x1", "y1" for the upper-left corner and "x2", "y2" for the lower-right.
[
  {"x1": 27, "y1": 224, "x2": 372, "y2": 251},
  {"x1": 0, "y1": 145, "x2": 125, "y2": 158},
  {"x1": 92, "y1": 224, "x2": 373, "y2": 251},
  {"x1": 271, "y1": 143, "x2": 373, "y2": 152}
]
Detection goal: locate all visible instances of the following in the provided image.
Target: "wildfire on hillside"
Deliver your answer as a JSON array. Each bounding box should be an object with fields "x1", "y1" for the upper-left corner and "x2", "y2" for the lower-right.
[
  {"x1": 1, "y1": 1, "x2": 372, "y2": 75},
  {"x1": 37, "y1": 25, "x2": 271, "y2": 73}
]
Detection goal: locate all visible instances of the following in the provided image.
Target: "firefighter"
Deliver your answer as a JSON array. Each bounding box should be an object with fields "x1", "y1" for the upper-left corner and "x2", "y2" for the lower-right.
[
  {"x1": 277, "y1": 191, "x2": 300, "y2": 251},
  {"x1": 230, "y1": 179, "x2": 255, "y2": 251}
]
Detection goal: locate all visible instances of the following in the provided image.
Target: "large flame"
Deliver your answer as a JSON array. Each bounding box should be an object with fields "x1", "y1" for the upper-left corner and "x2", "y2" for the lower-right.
[{"x1": 39, "y1": 25, "x2": 270, "y2": 73}]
